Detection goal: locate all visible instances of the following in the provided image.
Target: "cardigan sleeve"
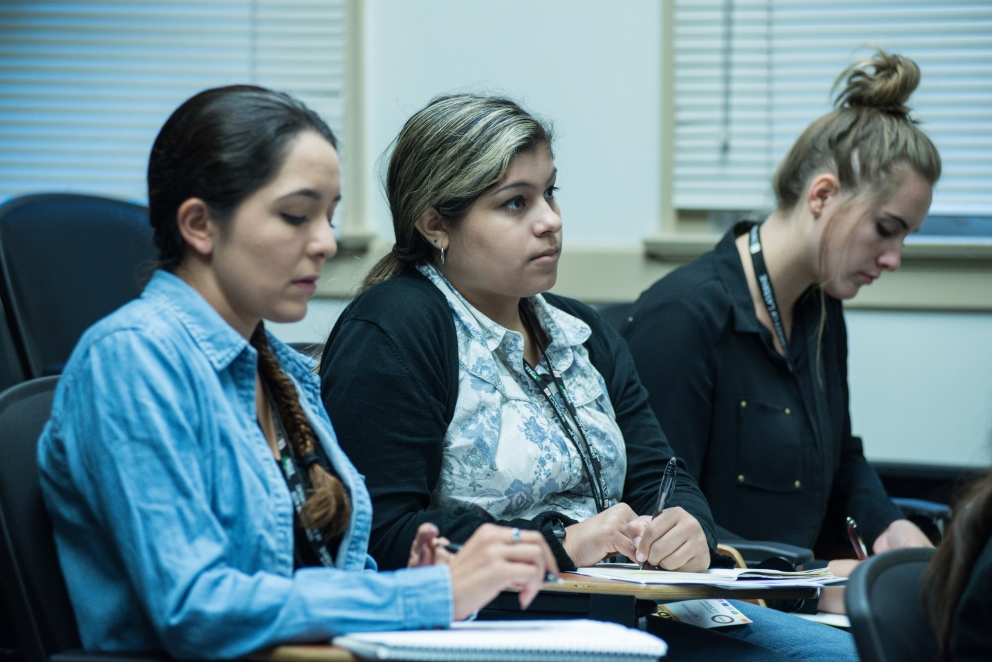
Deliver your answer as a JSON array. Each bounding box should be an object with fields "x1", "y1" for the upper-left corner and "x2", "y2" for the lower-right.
[
  {"x1": 545, "y1": 295, "x2": 732, "y2": 568},
  {"x1": 826, "y1": 305, "x2": 903, "y2": 547},
  {"x1": 320, "y1": 279, "x2": 578, "y2": 572}
]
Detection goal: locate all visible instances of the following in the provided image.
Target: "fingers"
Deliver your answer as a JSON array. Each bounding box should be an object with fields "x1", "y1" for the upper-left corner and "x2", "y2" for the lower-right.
[
  {"x1": 407, "y1": 522, "x2": 440, "y2": 568},
  {"x1": 638, "y1": 508, "x2": 710, "y2": 571}
]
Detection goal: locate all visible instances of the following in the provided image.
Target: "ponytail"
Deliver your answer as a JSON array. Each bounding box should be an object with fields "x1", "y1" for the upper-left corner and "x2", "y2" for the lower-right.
[{"x1": 251, "y1": 324, "x2": 351, "y2": 537}]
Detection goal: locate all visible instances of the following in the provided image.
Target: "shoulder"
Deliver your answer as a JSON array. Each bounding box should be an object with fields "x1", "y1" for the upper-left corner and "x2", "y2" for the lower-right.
[
  {"x1": 337, "y1": 269, "x2": 451, "y2": 336},
  {"x1": 626, "y1": 251, "x2": 733, "y2": 341}
]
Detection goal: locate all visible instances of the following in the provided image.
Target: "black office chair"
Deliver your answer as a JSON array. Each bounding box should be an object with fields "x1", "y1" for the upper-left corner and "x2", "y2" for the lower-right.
[
  {"x1": 0, "y1": 377, "x2": 171, "y2": 662},
  {"x1": 0, "y1": 194, "x2": 156, "y2": 379},
  {"x1": 845, "y1": 546, "x2": 938, "y2": 662},
  {"x1": 0, "y1": 298, "x2": 25, "y2": 394}
]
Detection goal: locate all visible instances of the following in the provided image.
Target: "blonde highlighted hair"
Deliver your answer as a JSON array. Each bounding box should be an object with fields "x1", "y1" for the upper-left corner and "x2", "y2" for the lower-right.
[{"x1": 361, "y1": 94, "x2": 554, "y2": 292}]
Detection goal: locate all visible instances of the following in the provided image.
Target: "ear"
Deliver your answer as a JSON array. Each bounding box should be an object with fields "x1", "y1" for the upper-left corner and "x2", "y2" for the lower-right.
[
  {"x1": 176, "y1": 198, "x2": 218, "y2": 257},
  {"x1": 806, "y1": 173, "x2": 841, "y2": 220},
  {"x1": 413, "y1": 207, "x2": 449, "y2": 249}
]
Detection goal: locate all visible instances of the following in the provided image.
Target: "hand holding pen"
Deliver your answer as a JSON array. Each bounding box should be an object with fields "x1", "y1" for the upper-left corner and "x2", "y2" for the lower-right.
[
  {"x1": 639, "y1": 457, "x2": 678, "y2": 569},
  {"x1": 846, "y1": 516, "x2": 869, "y2": 561}
]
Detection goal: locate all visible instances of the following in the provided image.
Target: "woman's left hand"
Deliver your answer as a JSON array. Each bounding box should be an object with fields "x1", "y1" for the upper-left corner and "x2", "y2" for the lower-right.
[
  {"x1": 407, "y1": 522, "x2": 455, "y2": 568},
  {"x1": 872, "y1": 518, "x2": 934, "y2": 554},
  {"x1": 625, "y1": 507, "x2": 710, "y2": 572}
]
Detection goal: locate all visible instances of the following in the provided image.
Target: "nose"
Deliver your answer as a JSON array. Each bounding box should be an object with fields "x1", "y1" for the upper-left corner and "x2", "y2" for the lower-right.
[
  {"x1": 535, "y1": 199, "x2": 563, "y2": 236},
  {"x1": 878, "y1": 242, "x2": 902, "y2": 271},
  {"x1": 311, "y1": 215, "x2": 338, "y2": 262}
]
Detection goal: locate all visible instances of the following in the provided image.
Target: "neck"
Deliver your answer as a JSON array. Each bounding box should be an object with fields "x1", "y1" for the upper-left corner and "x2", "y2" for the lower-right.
[
  {"x1": 459, "y1": 287, "x2": 525, "y2": 334},
  {"x1": 752, "y1": 212, "x2": 819, "y2": 315},
  {"x1": 174, "y1": 258, "x2": 260, "y2": 340}
]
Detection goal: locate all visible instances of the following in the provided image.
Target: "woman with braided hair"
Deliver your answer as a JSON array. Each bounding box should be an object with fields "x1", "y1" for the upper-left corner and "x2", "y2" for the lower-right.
[{"x1": 37, "y1": 85, "x2": 557, "y2": 660}]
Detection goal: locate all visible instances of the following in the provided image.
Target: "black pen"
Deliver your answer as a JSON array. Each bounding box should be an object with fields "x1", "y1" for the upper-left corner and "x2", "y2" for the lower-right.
[
  {"x1": 441, "y1": 542, "x2": 564, "y2": 584},
  {"x1": 640, "y1": 457, "x2": 679, "y2": 569}
]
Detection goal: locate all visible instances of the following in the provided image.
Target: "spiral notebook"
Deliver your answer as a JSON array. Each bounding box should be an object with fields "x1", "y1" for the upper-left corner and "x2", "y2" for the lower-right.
[{"x1": 333, "y1": 619, "x2": 667, "y2": 661}]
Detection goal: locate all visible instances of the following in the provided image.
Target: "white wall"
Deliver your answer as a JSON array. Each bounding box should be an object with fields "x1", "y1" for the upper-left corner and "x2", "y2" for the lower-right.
[
  {"x1": 847, "y1": 310, "x2": 992, "y2": 467},
  {"x1": 271, "y1": 0, "x2": 992, "y2": 471},
  {"x1": 362, "y1": 0, "x2": 662, "y2": 244}
]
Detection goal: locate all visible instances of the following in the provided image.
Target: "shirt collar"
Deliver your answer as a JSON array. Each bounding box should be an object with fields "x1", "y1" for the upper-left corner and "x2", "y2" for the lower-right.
[
  {"x1": 417, "y1": 264, "x2": 591, "y2": 356},
  {"x1": 142, "y1": 270, "x2": 252, "y2": 372}
]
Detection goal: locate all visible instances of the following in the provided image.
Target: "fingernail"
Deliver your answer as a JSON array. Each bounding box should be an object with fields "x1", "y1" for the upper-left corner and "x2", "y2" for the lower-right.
[{"x1": 636, "y1": 551, "x2": 646, "y2": 563}]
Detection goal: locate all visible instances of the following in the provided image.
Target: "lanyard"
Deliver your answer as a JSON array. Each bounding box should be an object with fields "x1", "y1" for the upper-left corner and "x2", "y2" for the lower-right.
[
  {"x1": 264, "y1": 386, "x2": 337, "y2": 568},
  {"x1": 748, "y1": 223, "x2": 794, "y2": 373},
  {"x1": 519, "y1": 301, "x2": 609, "y2": 514}
]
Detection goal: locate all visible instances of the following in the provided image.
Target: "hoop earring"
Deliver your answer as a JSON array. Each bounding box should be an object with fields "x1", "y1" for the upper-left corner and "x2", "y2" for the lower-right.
[{"x1": 440, "y1": 246, "x2": 445, "y2": 265}]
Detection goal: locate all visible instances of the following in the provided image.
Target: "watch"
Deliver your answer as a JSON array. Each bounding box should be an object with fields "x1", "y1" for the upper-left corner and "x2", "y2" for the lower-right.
[{"x1": 550, "y1": 518, "x2": 567, "y2": 542}]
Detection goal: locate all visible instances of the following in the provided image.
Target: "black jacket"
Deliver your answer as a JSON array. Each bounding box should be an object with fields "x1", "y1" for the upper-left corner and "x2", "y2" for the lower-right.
[
  {"x1": 949, "y1": 535, "x2": 992, "y2": 660},
  {"x1": 319, "y1": 268, "x2": 728, "y2": 571},
  {"x1": 621, "y1": 224, "x2": 902, "y2": 550}
]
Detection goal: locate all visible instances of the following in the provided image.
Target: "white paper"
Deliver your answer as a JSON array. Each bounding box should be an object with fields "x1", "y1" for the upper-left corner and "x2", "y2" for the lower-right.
[{"x1": 574, "y1": 566, "x2": 845, "y2": 589}]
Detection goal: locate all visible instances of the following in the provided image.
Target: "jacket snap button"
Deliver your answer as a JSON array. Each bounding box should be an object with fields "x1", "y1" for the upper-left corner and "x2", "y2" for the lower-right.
[
  {"x1": 737, "y1": 474, "x2": 745, "y2": 482},
  {"x1": 784, "y1": 407, "x2": 791, "y2": 414},
  {"x1": 627, "y1": 316, "x2": 634, "y2": 323},
  {"x1": 740, "y1": 400, "x2": 747, "y2": 408},
  {"x1": 794, "y1": 480, "x2": 801, "y2": 488}
]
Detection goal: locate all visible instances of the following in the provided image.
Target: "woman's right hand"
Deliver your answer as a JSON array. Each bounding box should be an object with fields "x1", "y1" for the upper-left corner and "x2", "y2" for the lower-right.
[
  {"x1": 448, "y1": 524, "x2": 560, "y2": 621},
  {"x1": 561, "y1": 503, "x2": 640, "y2": 567}
]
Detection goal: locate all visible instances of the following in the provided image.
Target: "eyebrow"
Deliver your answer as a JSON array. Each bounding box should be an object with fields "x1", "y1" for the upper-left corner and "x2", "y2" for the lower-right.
[
  {"x1": 276, "y1": 188, "x2": 323, "y2": 202},
  {"x1": 492, "y1": 168, "x2": 558, "y2": 196},
  {"x1": 882, "y1": 211, "x2": 909, "y2": 231}
]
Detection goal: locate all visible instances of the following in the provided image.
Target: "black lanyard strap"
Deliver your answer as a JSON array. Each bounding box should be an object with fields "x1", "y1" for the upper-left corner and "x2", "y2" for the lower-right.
[
  {"x1": 749, "y1": 223, "x2": 793, "y2": 372},
  {"x1": 264, "y1": 387, "x2": 338, "y2": 568},
  {"x1": 519, "y1": 301, "x2": 610, "y2": 514}
]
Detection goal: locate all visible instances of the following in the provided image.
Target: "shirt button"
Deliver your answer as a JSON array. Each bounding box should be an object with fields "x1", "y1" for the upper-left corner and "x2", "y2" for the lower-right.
[
  {"x1": 794, "y1": 480, "x2": 801, "y2": 488},
  {"x1": 737, "y1": 474, "x2": 745, "y2": 482},
  {"x1": 740, "y1": 400, "x2": 747, "y2": 408},
  {"x1": 784, "y1": 407, "x2": 791, "y2": 414},
  {"x1": 627, "y1": 316, "x2": 634, "y2": 323}
]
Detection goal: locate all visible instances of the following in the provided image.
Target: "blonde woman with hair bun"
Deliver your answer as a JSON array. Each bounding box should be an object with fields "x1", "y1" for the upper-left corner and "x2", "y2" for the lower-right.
[
  {"x1": 623, "y1": 49, "x2": 940, "y2": 614},
  {"x1": 322, "y1": 93, "x2": 858, "y2": 661}
]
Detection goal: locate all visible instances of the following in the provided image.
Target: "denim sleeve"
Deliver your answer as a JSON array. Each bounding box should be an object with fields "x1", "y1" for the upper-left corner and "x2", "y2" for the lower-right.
[{"x1": 50, "y1": 331, "x2": 452, "y2": 659}]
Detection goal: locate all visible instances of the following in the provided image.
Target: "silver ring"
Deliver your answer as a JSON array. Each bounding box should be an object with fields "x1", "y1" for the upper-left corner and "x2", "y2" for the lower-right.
[{"x1": 511, "y1": 527, "x2": 522, "y2": 544}]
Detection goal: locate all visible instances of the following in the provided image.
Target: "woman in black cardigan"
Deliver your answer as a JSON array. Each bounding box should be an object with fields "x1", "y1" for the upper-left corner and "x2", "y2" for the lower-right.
[
  {"x1": 321, "y1": 94, "x2": 856, "y2": 662},
  {"x1": 622, "y1": 51, "x2": 937, "y2": 607}
]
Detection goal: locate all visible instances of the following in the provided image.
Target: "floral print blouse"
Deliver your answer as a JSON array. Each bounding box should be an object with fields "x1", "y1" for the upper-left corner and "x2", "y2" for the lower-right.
[{"x1": 418, "y1": 264, "x2": 626, "y2": 523}]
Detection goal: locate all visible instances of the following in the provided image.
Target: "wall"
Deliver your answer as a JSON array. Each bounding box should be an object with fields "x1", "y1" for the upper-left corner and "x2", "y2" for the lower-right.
[{"x1": 280, "y1": 0, "x2": 992, "y2": 471}]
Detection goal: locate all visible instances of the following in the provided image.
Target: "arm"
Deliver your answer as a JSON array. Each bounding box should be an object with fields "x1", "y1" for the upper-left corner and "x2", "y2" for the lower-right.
[
  {"x1": 320, "y1": 315, "x2": 575, "y2": 571},
  {"x1": 45, "y1": 333, "x2": 452, "y2": 659}
]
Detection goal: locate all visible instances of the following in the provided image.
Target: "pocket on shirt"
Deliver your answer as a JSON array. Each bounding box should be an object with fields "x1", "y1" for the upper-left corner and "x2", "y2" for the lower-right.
[{"x1": 735, "y1": 398, "x2": 804, "y2": 493}]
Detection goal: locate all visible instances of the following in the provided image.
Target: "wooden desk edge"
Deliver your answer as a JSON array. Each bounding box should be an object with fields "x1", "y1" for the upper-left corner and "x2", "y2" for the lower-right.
[{"x1": 248, "y1": 645, "x2": 355, "y2": 662}]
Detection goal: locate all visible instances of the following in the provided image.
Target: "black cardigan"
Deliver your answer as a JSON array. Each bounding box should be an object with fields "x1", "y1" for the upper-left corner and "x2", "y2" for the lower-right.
[
  {"x1": 319, "y1": 268, "x2": 728, "y2": 571},
  {"x1": 621, "y1": 224, "x2": 902, "y2": 551},
  {"x1": 949, "y1": 535, "x2": 992, "y2": 660}
]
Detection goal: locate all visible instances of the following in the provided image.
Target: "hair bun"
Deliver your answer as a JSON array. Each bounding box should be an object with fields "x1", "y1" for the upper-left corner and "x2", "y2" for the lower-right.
[{"x1": 834, "y1": 49, "x2": 920, "y2": 118}]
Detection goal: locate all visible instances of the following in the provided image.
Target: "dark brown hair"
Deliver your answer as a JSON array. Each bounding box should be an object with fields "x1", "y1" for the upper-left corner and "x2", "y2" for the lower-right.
[
  {"x1": 251, "y1": 324, "x2": 351, "y2": 536},
  {"x1": 148, "y1": 85, "x2": 337, "y2": 272},
  {"x1": 922, "y1": 472, "x2": 992, "y2": 659}
]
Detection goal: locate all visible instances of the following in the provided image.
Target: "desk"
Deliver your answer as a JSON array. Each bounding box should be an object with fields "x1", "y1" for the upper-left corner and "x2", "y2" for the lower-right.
[{"x1": 249, "y1": 576, "x2": 818, "y2": 662}]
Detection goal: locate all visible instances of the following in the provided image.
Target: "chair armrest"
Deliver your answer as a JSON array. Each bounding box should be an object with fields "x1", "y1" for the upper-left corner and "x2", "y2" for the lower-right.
[{"x1": 892, "y1": 497, "x2": 951, "y2": 522}]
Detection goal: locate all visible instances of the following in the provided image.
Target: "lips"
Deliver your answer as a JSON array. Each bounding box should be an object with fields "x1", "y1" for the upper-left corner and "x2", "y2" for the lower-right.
[{"x1": 531, "y1": 246, "x2": 560, "y2": 261}]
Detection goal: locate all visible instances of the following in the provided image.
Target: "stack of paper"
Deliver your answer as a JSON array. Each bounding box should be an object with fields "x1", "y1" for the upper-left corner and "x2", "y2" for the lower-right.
[
  {"x1": 334, "y1": 620, "x2": 668, "y2": 661},
  {"x1": 574, "y1": 566, "x2": 845, "y2": 589}
]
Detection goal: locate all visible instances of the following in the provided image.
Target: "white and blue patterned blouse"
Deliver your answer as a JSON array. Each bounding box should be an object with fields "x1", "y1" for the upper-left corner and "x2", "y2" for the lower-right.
[{"x1": 417, "y1": 264, "x2": 626, "y2": 523}]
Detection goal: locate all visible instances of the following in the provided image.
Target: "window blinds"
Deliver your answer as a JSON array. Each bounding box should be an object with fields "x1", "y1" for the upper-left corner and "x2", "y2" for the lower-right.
[
  {"x1": 0, "y1": 0, "x2": 346, "y2": 204},
  {"x1": 673, "y1": 0, "x2": 992, "y2": 217}
]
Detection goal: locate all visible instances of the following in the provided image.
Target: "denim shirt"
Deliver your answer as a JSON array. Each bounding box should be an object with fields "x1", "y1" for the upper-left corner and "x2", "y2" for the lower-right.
[{"x1": 37, "y1": 271, "x2": 452, "y2": 659}]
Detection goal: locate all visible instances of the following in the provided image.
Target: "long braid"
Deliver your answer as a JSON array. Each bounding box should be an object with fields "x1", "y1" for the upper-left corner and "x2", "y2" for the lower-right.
[{"x1": 251, "y1": 324, "x2": 351, "y2": 537}]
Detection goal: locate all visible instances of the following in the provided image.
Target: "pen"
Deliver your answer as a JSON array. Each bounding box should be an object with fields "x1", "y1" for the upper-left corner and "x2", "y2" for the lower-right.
[
  {"x1": 440, "y1": 542, "x2": 564, "y2": 585},
  {"x1": 640, "y1": 457, "x2": 679, "y2": 569},
  {"x1": 846, "y1": 516, "x2": 869, "y2": 561}
]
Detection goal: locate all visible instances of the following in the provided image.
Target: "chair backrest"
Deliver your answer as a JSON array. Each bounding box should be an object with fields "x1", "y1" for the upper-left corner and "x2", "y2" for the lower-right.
[
  {"x1": 0, "y1": 376, "x2": 80, "y2": 662},
  {"x1": 0, "y1": 298, "x2": 25, "y2": 393},
  {"x1": 594, "y1": 302, "x2": 635, "y2": 334},
  {"x1": 0, "y1": 194, "x2": 155, "y2": 378},
  {"x1": 845, "y1": 547, "x2": 939, "y2": 662}
]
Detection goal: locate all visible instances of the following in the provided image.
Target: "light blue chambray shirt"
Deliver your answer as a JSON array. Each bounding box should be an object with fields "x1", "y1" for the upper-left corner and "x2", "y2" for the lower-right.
[{"x1": 37, "y1": 271, "x2": 452, "y2": 660}]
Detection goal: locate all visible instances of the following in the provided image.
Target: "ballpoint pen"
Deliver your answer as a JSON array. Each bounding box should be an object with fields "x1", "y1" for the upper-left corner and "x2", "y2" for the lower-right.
[
  {"x1": 846, "y1": 516, "x2": 869, "y2": 561},
  {"x1": 441, "y1": 542, "x2": 565, "y2": 584},
  {"x1": 640, "y1": 456, "x2": 679, "y2": 569}
]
